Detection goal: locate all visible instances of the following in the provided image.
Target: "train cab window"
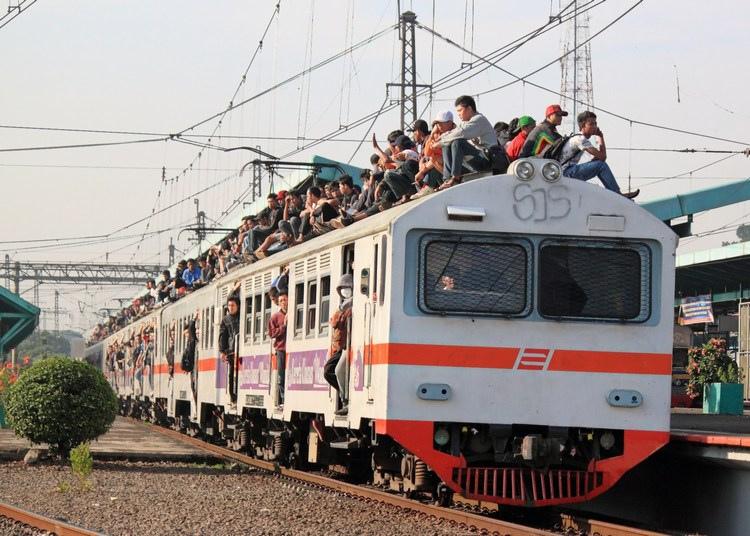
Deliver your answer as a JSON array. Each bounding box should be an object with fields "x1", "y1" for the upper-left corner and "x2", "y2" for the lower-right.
[
  {"x1": 538, "y1": 241, "x2": 650, "y2": 322},
  {"x1": 419, "y1": 234, "x2": 531, "y2": 317},
  {"x1": 253, "y1": 294, "x2": 263, "y2": 343},
  {"x1": 294, "y1": 282, "x2": 305, "y2": 337},
  {"x1": 244, "y1": 297, "x2": 253, "y2": 342},
  {"x1": 319, "y1": 276, "x2": 331, "y2": 336},
  {"x1": 307, "y1": 280, "x2": 318, "y2": 336}
]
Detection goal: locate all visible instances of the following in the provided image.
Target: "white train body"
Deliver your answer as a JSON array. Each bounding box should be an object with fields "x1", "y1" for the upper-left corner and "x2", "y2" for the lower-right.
[{"x1": 99, "y1": 159, "x2": 676, "y2": 506}]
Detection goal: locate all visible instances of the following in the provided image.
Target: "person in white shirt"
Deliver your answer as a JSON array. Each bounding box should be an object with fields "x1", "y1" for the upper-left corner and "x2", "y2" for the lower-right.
[
  {"x1": 560, "y1": 110, "x2": 639, "y2": 199},
  {"x1": 438, "y1": 95, "x2": 496, "y2": 186}
]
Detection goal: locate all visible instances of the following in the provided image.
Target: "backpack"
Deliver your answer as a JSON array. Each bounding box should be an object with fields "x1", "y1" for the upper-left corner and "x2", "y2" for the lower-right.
[
  {"x1": 485, "y1": 145, "x2": 510, "y2": 175},
  {"x1": 542, "y1": 134, "x2": 582, "y2": 164}
]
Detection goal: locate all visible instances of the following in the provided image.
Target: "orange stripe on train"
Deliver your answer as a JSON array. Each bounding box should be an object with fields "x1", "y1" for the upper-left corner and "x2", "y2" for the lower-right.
[{"x1": 369, "y1": 343, "x2": 670, "y2": 375}]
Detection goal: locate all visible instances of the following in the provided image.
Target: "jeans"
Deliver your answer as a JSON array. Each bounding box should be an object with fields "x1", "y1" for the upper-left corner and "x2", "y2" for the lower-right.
[
  {"x1": 442, "y1": 138, "x2": 490, "y2": 180},
  {"x1": 276, "y1": 350, "x2": 285, "y2": 405},
  {"x1": 563, "y1": 160, "x2": 621, "y2": 193}
]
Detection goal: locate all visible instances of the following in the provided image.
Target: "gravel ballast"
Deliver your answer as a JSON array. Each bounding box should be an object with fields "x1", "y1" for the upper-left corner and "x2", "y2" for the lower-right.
[{"x1": 0, "y1": 461, "x2": 475, "y2": 536}]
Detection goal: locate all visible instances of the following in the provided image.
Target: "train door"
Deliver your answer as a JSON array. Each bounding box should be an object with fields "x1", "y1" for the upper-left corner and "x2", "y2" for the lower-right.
[
  {"x1": 349, "y1": 236, "x2": 385, "y2": 403},
  {"x1": 334, "y1": 244, "x2": 355, "y2": 412}
]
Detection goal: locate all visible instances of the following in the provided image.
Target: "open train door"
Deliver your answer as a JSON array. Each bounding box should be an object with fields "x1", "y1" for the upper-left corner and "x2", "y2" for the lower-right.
[{"x1": 739, "y1": 301, "x2": 750, "y2": 400}]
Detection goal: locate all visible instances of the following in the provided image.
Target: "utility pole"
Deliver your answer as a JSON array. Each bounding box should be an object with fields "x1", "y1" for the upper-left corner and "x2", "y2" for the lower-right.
[
  {"x1": 54, "y1": 290, "x2": 60, "y2": 332},
  {"x1": 386, "y1": 11, "x2": 430, "y2": 131},
  {"x1": 194, "y1": 198, "x2": 206, "y2": 255},
  {"x1": 4, "y1": 255, "x2": 9, "y2": 289},
  {"x1": 560, "y1": 1, "x2": 594, "y2": 132},
  {"x1": 13, "y1": 261, "x2": 20, "y2": 294},
  {"x1": 168, "y1": 238, "x2": 175, "y2": 267}
]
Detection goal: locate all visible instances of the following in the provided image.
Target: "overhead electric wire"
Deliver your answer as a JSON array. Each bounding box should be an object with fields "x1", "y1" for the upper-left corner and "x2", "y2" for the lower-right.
[
  {"x1": 418, "y1": 9, "x2": 750, "y2": 150},
  {"x1": 0, "y1": 0, "x2": 38, "y2": 31},
  {"x1": 0, "y1": 136, "x2": 168, "y2": 153}
]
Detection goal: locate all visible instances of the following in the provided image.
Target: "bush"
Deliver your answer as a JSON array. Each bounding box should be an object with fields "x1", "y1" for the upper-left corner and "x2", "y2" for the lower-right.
[
  {"x1": 686, "y1": 338, "x2": 742, "y2": 399},
  {"x1": 70, "y1": 443, "x2": 94, "y2": 491},
  {"x1": 4, "y1": 357, "x2": 117, "y2": 457}
]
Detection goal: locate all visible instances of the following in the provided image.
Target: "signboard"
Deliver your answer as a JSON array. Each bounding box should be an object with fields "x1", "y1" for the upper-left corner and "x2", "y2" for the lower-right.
[{"x1": 678, "y1": 295, "x2": 714, "y2": 326}]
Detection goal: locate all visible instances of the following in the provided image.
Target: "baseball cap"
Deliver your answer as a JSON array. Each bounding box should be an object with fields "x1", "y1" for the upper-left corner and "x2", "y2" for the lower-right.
[
  {"x1": 276, "y1": 190, "x2": 288, "y2": 201},
  {"x1": 394, "y1": 134, "x2": 415, "y2": 149},
  {"x1": 432, "y1": 110, "x2": 454, "y2": 123},
  {"x1": 407, "y1": 119, "x2": 429, "y2": 134},
  {"x1": 545, "y1": 104, "x2": 568, "y2": 117},
  {"x1": 518, "y1": 115, "x2": 536, "y2": 128}
]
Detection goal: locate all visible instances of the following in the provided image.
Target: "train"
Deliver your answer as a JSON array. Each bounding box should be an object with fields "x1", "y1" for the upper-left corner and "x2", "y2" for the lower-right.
[{"x1": 90, "y1": 157, "x2": 677, "y2": 507}]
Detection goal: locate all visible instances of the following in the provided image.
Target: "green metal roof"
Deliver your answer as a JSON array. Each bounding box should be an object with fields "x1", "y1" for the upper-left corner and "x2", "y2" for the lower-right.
[
  {"x1": 0, "y1": 285, "x2": 39, "y2": 356},
  {"x1": 675, "y1": 243, "x2": 750, "y2": 305},
  {"x1": 642, "y1": 178, "x2": 750, "y2": 222}
]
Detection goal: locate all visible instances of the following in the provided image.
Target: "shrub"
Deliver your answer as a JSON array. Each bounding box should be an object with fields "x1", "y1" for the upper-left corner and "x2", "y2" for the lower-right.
[
  {"x1": 4, "y1": 357, "x2": 117, "y2": 457},
  {"x1": 686, "y1": 338, "x2": 742, "y2": 399},
  {"x1": 70, "y1": 443, "x2": 94, "y2": 491}
]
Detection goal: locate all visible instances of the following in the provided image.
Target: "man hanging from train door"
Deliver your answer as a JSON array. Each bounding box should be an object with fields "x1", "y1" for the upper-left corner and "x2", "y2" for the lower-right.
[
  {"x1": 268, "y1": 290, "x2": 287, "y2": 408},
  {"x1": 323, "y1": 274, "x2": 354, "y2": 416},
  {"x1": 219, "y1": 283, "x2": 241, "y2": 409}
]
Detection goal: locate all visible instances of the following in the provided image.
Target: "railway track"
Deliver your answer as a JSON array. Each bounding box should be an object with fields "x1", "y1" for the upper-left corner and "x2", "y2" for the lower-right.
[
  {"x1": 0, "y1": 500, "x2": 101, "y2": 536},
  {"x1": 137, "y1": 419, "x2": 667, "y2": 536}
]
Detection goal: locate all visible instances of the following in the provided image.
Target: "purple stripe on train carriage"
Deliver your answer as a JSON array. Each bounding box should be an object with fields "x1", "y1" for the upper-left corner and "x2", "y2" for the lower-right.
[
  {"x1": 287, "y1": 349, "x2": 330, "y2": 391},
  {"x1": 239, "y1": 354, "x2": 272, "y2": 389},
  {"x1": 215, "y1": 357, "x2": 227, "y2": 389}
]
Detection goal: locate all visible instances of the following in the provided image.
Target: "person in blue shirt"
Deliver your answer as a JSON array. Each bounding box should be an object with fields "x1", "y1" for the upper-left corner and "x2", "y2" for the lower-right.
[{"x1": 181, "y1": 258, "x2": 202, "y2": 288}]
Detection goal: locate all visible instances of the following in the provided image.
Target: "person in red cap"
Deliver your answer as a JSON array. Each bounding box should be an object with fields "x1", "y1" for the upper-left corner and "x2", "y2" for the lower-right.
[{"x1": 519, "y1": 104, "x2": 567, "y2": 158}]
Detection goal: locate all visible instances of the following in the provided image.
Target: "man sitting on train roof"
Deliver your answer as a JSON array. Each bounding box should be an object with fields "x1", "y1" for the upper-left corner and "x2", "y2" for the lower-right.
[
  {"x1": 245, "y1": 193, "x2": 283, "y2": 254},
  {"x1": 182, "y1": 258, "x2": 202, "y2": 289},
  {"x1": 375, "y1": 134, "x2": 420, "y2": 205},
  {"x1": 437, "y1": 95, "x2": 497, "y2": 188},
  {"x1": 519, "y1": 104, "x2": 566, "y2": 158},
  {"x1": 412, "y1": 110, "x2": 456, "y2": 198},
  {"x1": 559, "y1": 110, "x2": 640, "y2": 200},
  {"x1": 407, "y1": 118, "x2": 430, "y2": 154},
  {"x1": 506, "y1": 115, "x2": 536, "y2": 162}
]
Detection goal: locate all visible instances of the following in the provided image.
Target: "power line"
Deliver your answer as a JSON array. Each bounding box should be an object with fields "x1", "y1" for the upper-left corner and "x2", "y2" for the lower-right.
[
  {"x1": 0, "y1": 136, "x2": 168, "y2": 153},
  {"x1": 0, "y1": 0, "x2": 38, "y2": 31}
]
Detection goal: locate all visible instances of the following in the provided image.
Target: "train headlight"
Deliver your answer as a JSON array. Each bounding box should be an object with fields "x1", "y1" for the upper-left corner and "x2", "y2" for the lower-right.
[
  {"x1": 599, "y1": 432, "x2": 616, "y2": 450},
  {"x1": 541, "y1": 161, "x2": 562, "y2": 182},
  {"x1": 434, "y1": 426, "x2": 450, "y2": 446},
  {"x1": 514, "y1": 160, "x2": 535, "y2": 181}
]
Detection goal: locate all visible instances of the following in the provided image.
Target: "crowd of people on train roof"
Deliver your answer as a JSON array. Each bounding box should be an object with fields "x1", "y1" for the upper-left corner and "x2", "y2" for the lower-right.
[{"x1": 87, "y1": 95, "x2": 637, "y2": 346}]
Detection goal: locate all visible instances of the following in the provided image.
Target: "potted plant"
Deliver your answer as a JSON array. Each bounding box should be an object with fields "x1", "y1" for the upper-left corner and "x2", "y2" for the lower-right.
[{"x1": 686, "y1": 338, "x2": 744, "y2": 415}]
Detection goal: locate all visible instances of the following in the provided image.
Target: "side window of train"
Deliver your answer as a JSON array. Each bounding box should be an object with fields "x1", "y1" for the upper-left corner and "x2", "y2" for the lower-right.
[
  {"x1": 262, "y1": 292, "x2": 272, "y2": 342},
  {"x1": 244, "y1": 296, "x2": 253, "y2": 343},
  {"x1": 379, "y1": 235, "x2": 387, "y2": 306},
  {"x1": 306, "y1": 280, "x2": 318, "y2": 336},
  {"x1": 253, "y1": 294, "x2": 263, "y2": 343},
  {"x1": 209, "y1": 306, "x2": 215, "y2": 348},
  {"x1": 294, "y1": 282, "x2": 305, "y2": 338},
  {"x1": 372, "y1": 243, "x2": 379, "y2": 302},
  {"x1": 319, "y1": 275, "x2": 331, "y2": 336}
]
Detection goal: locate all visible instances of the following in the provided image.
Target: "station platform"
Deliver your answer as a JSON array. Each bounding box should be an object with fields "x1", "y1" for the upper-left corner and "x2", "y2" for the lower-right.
[
  {"x1": 671, "y1": 407, "x2": 750, "y2": 452},
  {"x1": 0, "y1": 417, "x2": 214, "y2": 462}
]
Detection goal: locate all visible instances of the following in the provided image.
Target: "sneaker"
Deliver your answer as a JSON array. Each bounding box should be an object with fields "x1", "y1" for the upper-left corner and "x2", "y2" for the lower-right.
[
  {"x1": 334, "y1": 406, "x2": 349, "y2": 416},
  {"x1": 411, "y1": 186, "x2": 434, "y2": 199},
  {"x1": 622, "y1": 189, "x2": 640, "y2": 200}
]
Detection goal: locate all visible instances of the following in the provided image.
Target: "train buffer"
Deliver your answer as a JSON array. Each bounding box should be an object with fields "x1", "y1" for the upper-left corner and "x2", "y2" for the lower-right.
[{"x1": 0, "y1": 416, "x2": 214, "y2": 462}]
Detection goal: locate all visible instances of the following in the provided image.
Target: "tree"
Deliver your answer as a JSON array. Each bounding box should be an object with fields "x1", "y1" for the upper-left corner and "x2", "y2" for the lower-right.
[
  {"x1": 15, "y1": 331, "x2": 71, "y2": 361},
  {"x1": 737, "y1": 223, "x2": 750, "y2": 243},
  {"x1": 3, "y1": 356, "x2": 117, "y2": 457}
]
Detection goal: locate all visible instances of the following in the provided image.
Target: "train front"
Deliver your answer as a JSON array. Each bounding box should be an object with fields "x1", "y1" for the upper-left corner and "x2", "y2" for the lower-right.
[{"x1": 377, "y1": 159, "x2": 677, "y2": 507}]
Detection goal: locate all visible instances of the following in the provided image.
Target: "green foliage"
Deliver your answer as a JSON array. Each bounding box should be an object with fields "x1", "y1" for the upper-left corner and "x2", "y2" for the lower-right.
[
  {"x1": 686, "y1": 338, "x2": 742, "y2": 399},
  {"x1": 4, "y1": 357, "x2": 117, "y2": 457},
  {"x1": 737, "y1": 223, "x2": 750, "y2": 243},
  {"x1": 15, "y1": 331, "x2": 73, "y2": 361},
  {"x1": 70, "y1": 443, "x2": 94, "y2": 491}
]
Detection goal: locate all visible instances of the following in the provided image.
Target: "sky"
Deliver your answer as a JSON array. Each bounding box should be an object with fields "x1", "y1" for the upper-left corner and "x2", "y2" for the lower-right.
[{"x1": 1, "y1": 0, "x2": 749, "y2": 332}]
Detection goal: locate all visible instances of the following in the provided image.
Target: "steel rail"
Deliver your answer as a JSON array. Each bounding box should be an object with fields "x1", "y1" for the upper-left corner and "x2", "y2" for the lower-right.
[
  {"x1": 0, "y1": 501, "x2": 102, "y2": 536},
  {"x1": 140, "y1": 419, "x2": 665, "y2": 536}
]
